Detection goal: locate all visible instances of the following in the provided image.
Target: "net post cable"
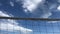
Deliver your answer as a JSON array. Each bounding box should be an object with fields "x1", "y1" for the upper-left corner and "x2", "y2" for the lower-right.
[{"x1": 0, "y1": 16, "x2": 60, "y2": 21}]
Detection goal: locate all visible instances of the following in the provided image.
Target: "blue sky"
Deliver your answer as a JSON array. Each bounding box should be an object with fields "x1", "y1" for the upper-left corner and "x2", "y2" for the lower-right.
[{"x1": 0, "y1": 0, "x2": 60, "y2": 34}]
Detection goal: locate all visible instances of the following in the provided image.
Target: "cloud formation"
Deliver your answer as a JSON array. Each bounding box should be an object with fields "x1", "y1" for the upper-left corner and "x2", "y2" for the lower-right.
[
  {"x1": 21, "y1": 0, "x2": 52, "y2": 18},
  {"x1": 0, "y1": 11, "x2": 32, "y2": 34},
  {"x1": 22, "y1": 0, "x2": 45, "y2": 13},
  {"x1": 57, "y1": 5, "x2": 60, "y2": 11},
  {"x1": 41, "y1": 12, "x2": 52, "y2": 18},
  {"x1": 0, "y1": 11, "x2": 10, "y2": 17}
]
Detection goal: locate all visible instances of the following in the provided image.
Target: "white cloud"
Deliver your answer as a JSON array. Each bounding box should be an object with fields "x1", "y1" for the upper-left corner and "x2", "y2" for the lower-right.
[
  {"x1": 0, "y1": 11, "x2": 32, "y2": 34},
  {"x1": 57, "y1": 5, "x2": 60, "y2": 11},
  {"x1": 21, "y1": 0, "x2": 52, "y2": 19},
  {"x1": 0, "y1": 23, "x2": 32, "y2": 32},
  {"x1": 0, "y1": 11, "x2": 10, "y2": 17},
  {"x1": 22, "y1": 0, "x2": 45, "y2": 13},
  {"x1": 16, "y1": 0, "x2": 52, "y2": 18},
  {"x1": 41, "y1": 12, "x2": 52, "y2": 18},
  {"x1": 10, "y1": 1, "x2": 14, "y2": 7}
]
